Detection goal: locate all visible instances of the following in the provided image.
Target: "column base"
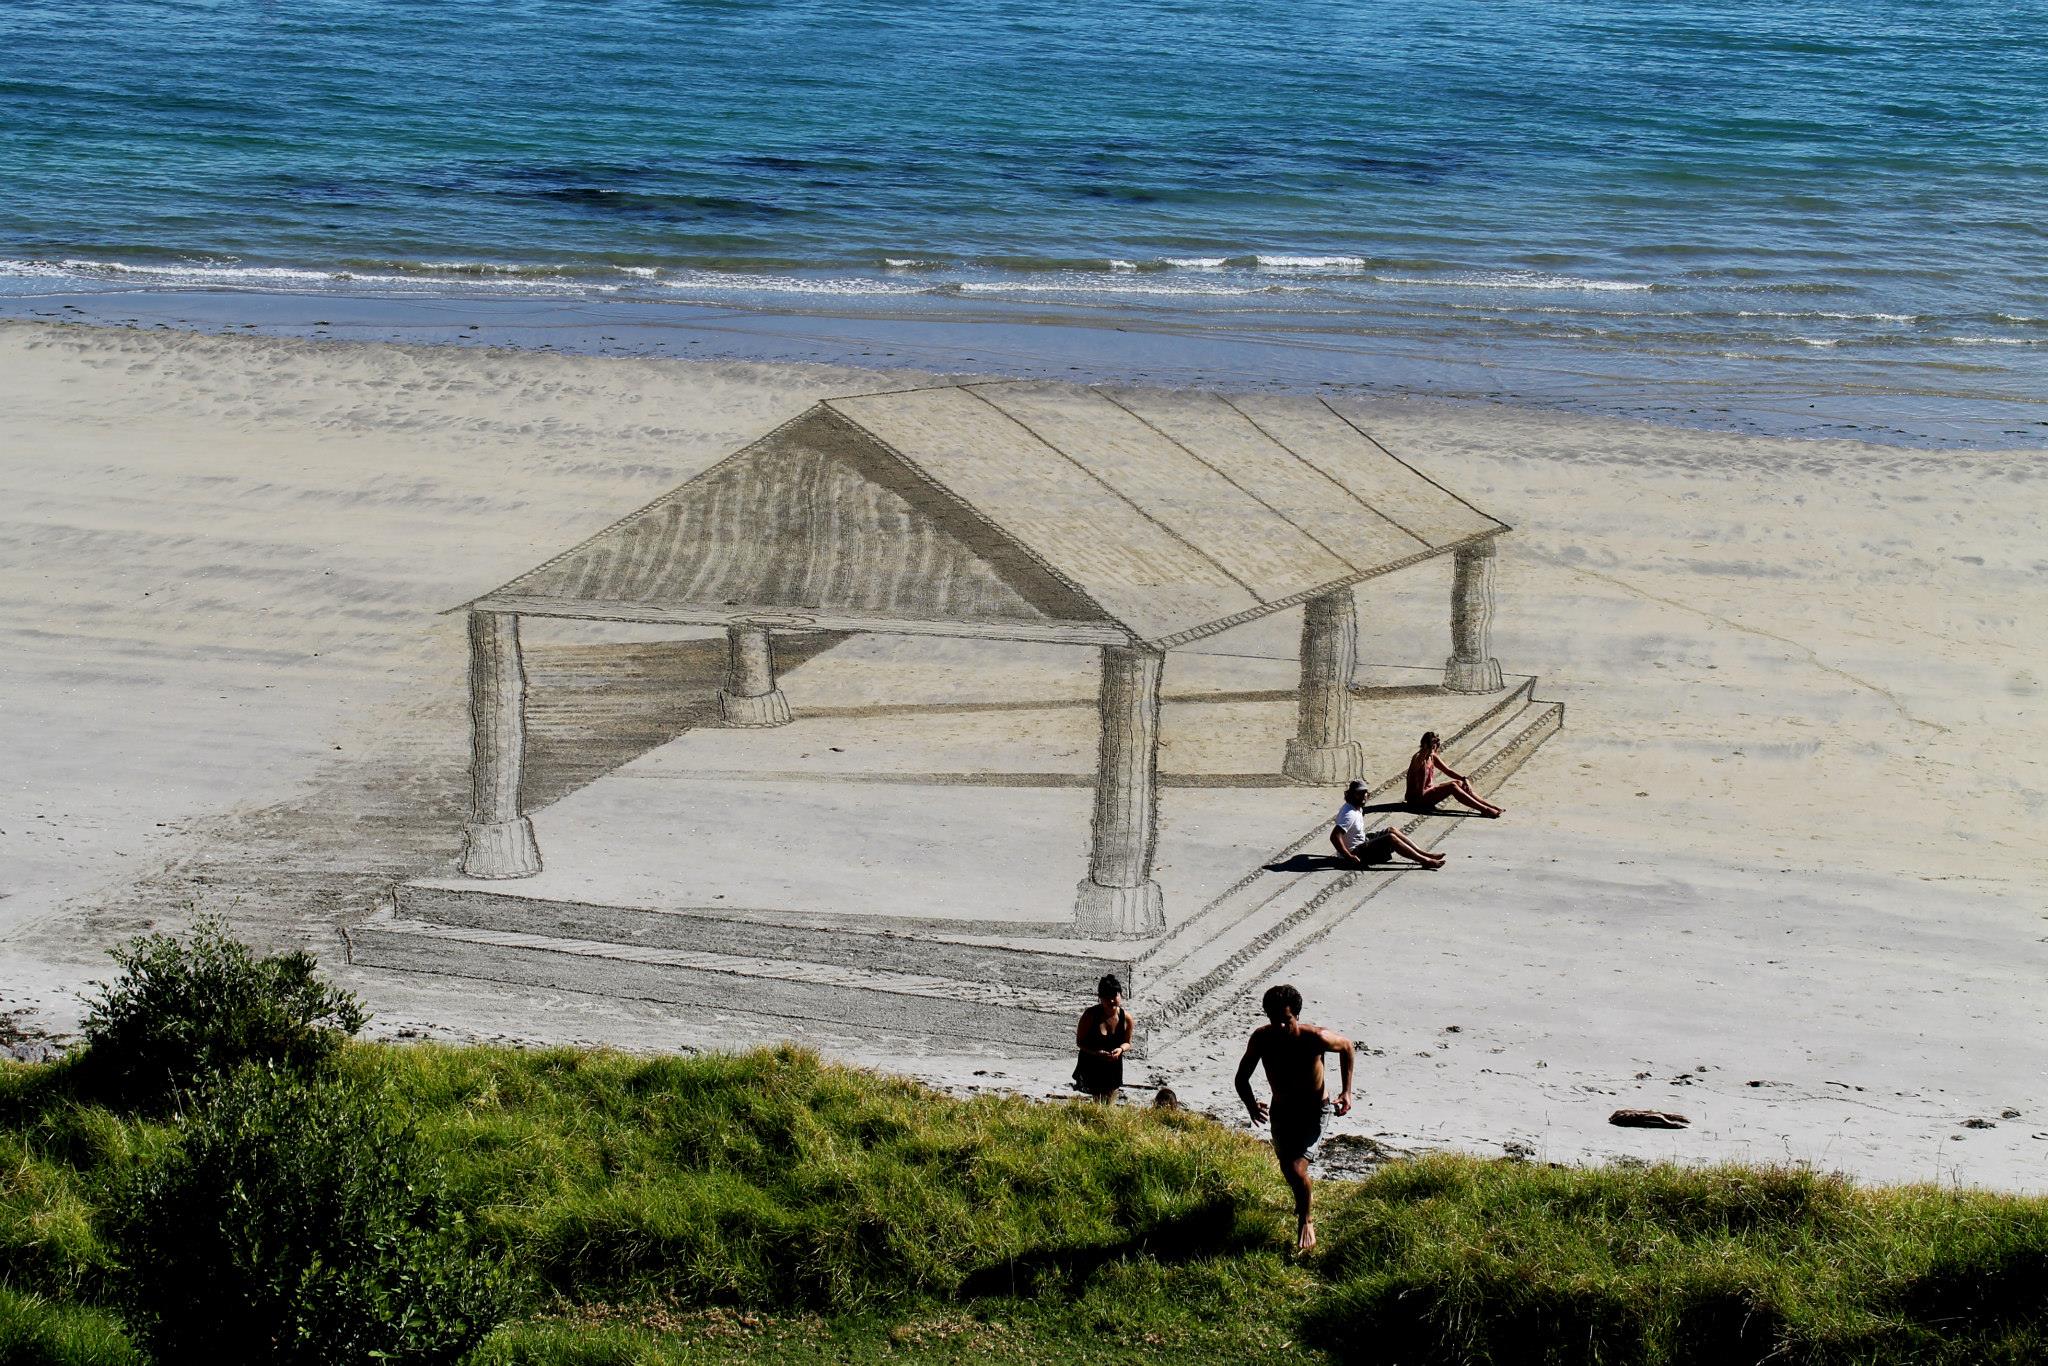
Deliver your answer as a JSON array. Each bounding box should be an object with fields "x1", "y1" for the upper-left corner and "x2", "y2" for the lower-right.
[
  {"x1": 718, "y1": 688, "x2": 792, "y2": 727},
  {"x1": 460, "y1": 817, "x2": 541, "y2": 879},
  {"x1": 1282, "y1": 738, "x2": 1364, "y2": 785},
  {"x1": 1443, "y1": 654, "x2": 1505, "y2": 694},
  {"x1": 1074, "y1": 878, "x2": 1165, "y2": 939}
]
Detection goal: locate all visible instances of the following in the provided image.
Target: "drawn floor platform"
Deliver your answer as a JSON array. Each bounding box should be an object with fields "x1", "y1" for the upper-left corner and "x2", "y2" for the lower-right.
[{"x1": 349, "y1": 638, "x2": 1562, "y2": 1055}]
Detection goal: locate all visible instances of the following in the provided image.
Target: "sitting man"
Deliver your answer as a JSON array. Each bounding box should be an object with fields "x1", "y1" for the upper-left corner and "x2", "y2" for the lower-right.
[{"x1": 1331, "y1": 779, "x2": 1443, "y2": 869}]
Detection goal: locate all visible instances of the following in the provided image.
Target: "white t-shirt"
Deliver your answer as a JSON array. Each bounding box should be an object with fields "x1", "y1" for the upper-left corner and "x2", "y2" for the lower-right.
[{"x1": 1334, "y1": 802, "x2": 1389, "y2": 847}]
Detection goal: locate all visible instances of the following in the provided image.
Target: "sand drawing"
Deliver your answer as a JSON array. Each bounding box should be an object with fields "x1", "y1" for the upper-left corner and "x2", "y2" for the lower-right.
[{"x1": 347, "y1": 381, "x2": 1562, "y2": 1052}]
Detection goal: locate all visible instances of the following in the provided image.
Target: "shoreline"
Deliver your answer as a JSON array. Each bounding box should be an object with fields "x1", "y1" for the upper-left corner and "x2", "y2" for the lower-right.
[
  {"x1": 2, "y1": 320, "x2": 2043, "y2": 1192},
  {"x1": 5, "y1": 285, "x2": 2045, "y2": 454}
]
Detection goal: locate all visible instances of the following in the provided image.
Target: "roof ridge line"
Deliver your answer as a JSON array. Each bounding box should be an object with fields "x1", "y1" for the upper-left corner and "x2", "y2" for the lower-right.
[
  {"x1": 444, "y1": 403, "x2": 825, "y2": 615},
  {"x1": 817, "y1": 398, "x2": 1133, "y2": 639},
  {"x1": 1095, "y1": 388, "x2": 1364, "y2": 577},
  {"x1": 1315, "y1": 396, "x2": 1510, "y2": 533},
  {"x1": 961, "y1": 384, "x2": 1271, "y2": 610},
  {"x1": 1215, "y1": 394, "x2": 1430, "y2": 548}
]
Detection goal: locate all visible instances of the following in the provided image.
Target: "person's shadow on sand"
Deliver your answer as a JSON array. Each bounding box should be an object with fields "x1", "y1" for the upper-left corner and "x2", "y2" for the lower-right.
[
  {"x1": 1265, "y1": 853, "x2": 1403, "y2": 873},
  {"x1": 1345, "y1": 800, "x2": 1488, "y2": 818},
  {"x1": 1264, "y1": 798, "x2": 1495, "y2": 873}
]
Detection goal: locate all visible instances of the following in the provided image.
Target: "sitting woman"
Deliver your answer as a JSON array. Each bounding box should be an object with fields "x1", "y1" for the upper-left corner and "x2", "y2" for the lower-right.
[
  {"x1": 1331, "y1": 779, "x2": 1443, "y2": 869},
  {"x1": 1073, "y1": 974, "x2": 1134, "y2": 1101},
  {"x1": 1405, "y1": 731, "x2": 1504, "y2": 817}
]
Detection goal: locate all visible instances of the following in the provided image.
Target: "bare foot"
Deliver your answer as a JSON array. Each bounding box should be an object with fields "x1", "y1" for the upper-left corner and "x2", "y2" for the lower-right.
[
  {"x1": 1297, "y1": 1221, "x2": 1317, "y2": 1253},
  {"x1": 1422, "y1": 856, "x2": 1446, "y2": 870},
  {"x1": 1484, "y1": 807, "x2": 1505, "y2": 818}
]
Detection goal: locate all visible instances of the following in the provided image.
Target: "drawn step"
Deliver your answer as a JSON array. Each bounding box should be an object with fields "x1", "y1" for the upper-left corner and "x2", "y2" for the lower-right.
[
  {"x1": 346, "y1": 916, "x2": 1080, "y2": 1053},
  {"x1": 393, "y1": 883, "x2": 1140, "y2": 997},
  {"x1": 1136, "y1": 676, "x2": 1537, "y2": 978},
  {"x1": 1136, "y1": 698, "x2": 1563, "y2": 1054}
]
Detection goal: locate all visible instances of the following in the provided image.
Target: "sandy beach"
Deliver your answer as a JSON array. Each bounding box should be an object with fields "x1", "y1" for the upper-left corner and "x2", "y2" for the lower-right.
[{"x1": 2, "y1": 319, "x2": 2042, "y2": 1190}]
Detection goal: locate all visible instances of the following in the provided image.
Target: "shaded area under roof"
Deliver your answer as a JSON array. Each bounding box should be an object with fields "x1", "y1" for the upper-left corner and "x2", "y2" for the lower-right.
[{"x1": 467, "y1": 382, "x2": 1507, "y2": 649}]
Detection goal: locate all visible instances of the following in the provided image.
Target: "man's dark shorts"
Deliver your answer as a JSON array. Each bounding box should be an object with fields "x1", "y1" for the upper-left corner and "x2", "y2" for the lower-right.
[{"x1": 1270, "y1": 1102, "x2": 1325, "y2": 1163}]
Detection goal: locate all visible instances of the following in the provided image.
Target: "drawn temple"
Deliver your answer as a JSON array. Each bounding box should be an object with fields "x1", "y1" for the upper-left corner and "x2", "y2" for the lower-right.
[{"x1": 352, "y1": 383, "x2": 1560, "y2": 1049}]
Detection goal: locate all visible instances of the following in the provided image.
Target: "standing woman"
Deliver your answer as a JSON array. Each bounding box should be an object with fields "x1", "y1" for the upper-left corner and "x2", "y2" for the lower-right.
[{"x1": 1073, "y1": 974, "x2": 1134, "y2": 1101}]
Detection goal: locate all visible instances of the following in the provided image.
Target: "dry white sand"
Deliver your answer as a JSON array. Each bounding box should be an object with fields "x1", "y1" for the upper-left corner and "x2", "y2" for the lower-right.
[{"x1": 2, "y1": 321, "x2": 2043, "y2": 1189}]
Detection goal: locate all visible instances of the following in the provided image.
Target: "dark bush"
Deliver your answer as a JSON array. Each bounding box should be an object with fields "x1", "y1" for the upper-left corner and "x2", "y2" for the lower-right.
[
  {"x1": 108, "y1": 1067, "x2": 513, "y2": 1366},
  {"x1": 79, "y1": 917, "x2": 366, "y2": 1108}
]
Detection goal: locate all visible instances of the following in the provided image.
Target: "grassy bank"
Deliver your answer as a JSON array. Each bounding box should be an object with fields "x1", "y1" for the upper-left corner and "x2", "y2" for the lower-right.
[{"x1": 4, "y1": 1041, "x2": 2045, "y2": 1364}]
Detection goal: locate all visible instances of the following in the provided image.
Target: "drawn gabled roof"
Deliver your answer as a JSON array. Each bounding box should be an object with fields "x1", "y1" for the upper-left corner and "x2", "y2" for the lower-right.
[{"x1": 467, "y1": 382, "x2": 1506, "y2": 650}]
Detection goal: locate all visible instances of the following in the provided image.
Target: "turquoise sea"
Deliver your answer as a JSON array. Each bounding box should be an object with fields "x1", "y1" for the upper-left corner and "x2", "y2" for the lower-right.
[{"x1": 3, "y1": 0, "x2": 2045, "y2": 445}]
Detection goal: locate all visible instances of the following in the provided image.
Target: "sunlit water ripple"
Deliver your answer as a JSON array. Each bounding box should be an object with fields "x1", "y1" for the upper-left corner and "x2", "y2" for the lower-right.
[{"x1": 3, "y1": 0, "x2": 2044, "y2": 443}]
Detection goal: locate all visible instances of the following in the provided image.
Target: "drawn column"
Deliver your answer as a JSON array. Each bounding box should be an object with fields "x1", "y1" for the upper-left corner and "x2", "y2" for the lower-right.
[
  {"x1": 460, "y1": 610, "x2": 542, "y2": 878},
  {"x1": 1443, "y1": 537, "x2": 1506, "y2": 693},
  {"x1": 1283, "y1": 586, "x2": 1366, "y2": 783},
  {"x1": 718, "y1": 623, "x2": 793, "y2": 726},
  {"x1": 1075, "y1": 643, "x2": 1167, "y2": 937}
]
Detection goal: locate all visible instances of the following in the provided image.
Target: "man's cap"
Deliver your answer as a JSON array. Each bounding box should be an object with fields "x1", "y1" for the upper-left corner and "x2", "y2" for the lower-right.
[{"x1": 1344, "y1": 779, "x2": 1367, "y2": 795}]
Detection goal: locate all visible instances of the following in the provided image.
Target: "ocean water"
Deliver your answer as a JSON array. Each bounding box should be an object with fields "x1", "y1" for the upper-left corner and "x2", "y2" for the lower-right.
[{"x1": 3, "y1": 0, "x2": 2045, "y2": 444}]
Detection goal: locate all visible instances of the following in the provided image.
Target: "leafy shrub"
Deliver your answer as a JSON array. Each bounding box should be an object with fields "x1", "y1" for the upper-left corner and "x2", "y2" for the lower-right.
[
  {"x1": 79, "y1": 917, "x2": 366, "y2": 1108},
  {"x1": 108, "y1": 1067, "x2": 513, "y2": 1366}
]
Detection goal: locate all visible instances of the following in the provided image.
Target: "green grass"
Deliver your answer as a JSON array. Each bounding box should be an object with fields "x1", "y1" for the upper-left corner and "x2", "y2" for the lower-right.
[
  {"x1": 0, "y1": 1286, "x2": 139, "y2": 1366},
  {"x1": 1307, "y1": 1157, "x2": 2048, "y2": 1364},
  {"x1": 4, "y1": 1041, "x2": 2045, "y2": 1364},
  {"x1": 349, "y1": 1042, "x2": 1285, "y2": 1310}
]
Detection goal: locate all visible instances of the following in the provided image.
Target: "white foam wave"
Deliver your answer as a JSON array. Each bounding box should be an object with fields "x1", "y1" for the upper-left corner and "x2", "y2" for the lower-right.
[
  {"x1": 955, "y1": 280, "x2": 1260, "y2": 297},
  {"x1": 1735, "y1": 309, "x2": 1917, "y2": 322},
  {"x1": 408, "y1": 260, "x2": 573, "y2": 276},
  {"x1": 0, "y1": 256, "x2": 615, "y2": 296},
  {"x1": 617, "y1": 265, "x2": 659, "y2": 278},
  {"x1": 657, "y1": 271, "x2": 927, "y2": 296},
  {"x1": 1949, "y1": 336, "x2": 2039, "y2": 346},
  {"x1": 1163, "y1": 257, "x2": 1228, "y2": 269},
  {"x1": 1255, "y1": 254, "x2": 1369, "y2": 270},
  {"x1": 0, "y1": 258, "x2": 94, "y2": 278},
  {"x1": 882, "y1": 258, "x2": 940, "y2": 269},
  {"x1": 61, "y1": 258, "x2": 344, "y2": 284},
  {"x1": 1379, "y1": 271, "x2": 1653, "y2": 293}
]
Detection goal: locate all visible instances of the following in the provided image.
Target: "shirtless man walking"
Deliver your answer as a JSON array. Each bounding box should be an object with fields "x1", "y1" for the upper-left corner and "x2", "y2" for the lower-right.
[{"x1": 1234, "y1": 983, "x2": 1355, "y2": 1252}]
